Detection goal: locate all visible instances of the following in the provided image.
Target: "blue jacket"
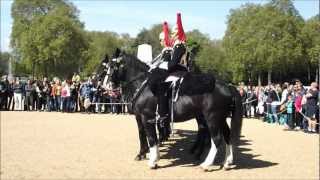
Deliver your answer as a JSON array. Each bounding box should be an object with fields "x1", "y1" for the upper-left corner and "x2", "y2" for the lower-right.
[{"x1": 80, "y1": 83, "x2": 92, "y2": 98}]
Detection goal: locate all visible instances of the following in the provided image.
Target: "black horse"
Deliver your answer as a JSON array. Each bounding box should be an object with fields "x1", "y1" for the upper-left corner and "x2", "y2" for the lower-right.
[
  {"x1": 94, "y1": 48, "x2": 123, "y2": 85},
  {"x1": 109, "y1": 51, "x2": 243, "y2": 170}
]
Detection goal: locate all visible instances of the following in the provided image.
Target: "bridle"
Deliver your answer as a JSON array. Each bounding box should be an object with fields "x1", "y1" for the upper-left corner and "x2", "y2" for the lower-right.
[{"x1": 107, "y1": 56, "x2": 151, "y2": 106}]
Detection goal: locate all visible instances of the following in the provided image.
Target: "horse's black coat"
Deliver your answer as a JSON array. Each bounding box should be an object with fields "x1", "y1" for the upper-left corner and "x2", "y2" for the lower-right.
[
  {"x1": 179, "y1": 73, "x2": 215, "y2": 96},
  {"x1": 109, "y1": 51, "x2": 243, "y2": 166}
]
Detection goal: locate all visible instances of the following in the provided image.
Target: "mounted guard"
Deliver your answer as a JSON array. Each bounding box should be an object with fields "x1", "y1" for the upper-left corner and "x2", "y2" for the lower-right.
[
  {"x1": 153, "y1": 13, "x2": 189, "y2": 123},
  {"x1": 168, "y1": 13, "x2": 188, "y2": 73},
  {"x1": 104, "y1": 13, "x2": 243, "y2": 170}
]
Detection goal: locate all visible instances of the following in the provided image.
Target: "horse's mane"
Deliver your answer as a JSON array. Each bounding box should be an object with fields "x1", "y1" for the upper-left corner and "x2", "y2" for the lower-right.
[
  {"x1": 123, "y1": 53, "x2": 149, "y2": 73},
  {"x1": 119, "y1": 53, "x2": 150, "y2": 102}
]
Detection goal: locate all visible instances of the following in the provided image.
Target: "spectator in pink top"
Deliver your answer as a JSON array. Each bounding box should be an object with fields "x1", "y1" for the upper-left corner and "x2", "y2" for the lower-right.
[
  {"x1": 294, "y1": 84, "x2": 303, "y2": 129},
  {"x1": 61, "y1": 81, "x2": 71, "y2": 112}
]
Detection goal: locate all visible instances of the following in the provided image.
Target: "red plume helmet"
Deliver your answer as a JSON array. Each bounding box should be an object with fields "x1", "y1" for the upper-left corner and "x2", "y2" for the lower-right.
[
  {"x1": 162, "y1": 21, "x2": 172, "y2": 47},
  {"x1": 176, "y1": 13, "x2": 186, "y2": 42}
]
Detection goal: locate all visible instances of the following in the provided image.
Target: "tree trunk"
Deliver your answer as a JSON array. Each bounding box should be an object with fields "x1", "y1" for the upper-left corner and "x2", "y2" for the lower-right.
[
  {"x1": 268, "y1": 69, "x2": 272, "y2": 85},
  {"x1": 32, "y1": 61, "x2": 35, "y2": 80},
  {"x1": 258, "y1": 72, "x2": 262, "y2": 86},
  {"x1": 318, "y1": 57, "x2": 320, "y2": 83},
  {"x1": 307, "y1": 66, "x2": 311, "y2": 82},
  {"x1": 316, "y1": 68, "x2": 318, "y2": 83},
  {"x1": 8, "y1": 56, "x2": 12, "y2": 76}
]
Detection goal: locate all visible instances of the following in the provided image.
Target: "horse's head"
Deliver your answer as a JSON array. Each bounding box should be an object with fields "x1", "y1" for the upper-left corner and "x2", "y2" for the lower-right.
[
  {"x1": 107, "y1": 49, "x2": 127, "y2": 88},
  {"x1": 108, "y1": 48, "x2": 149, "y2": 89}
]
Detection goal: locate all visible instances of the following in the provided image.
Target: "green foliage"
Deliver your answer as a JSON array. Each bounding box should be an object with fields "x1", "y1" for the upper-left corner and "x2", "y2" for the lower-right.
[
  {"x1": 11, "y1": 0, "x2": 78, "y2": 47},
  {"x1": 195, "y1": 40, "x2": 232, "y2": 81},
  {"x1": 186, "y1": 29, "x2": 210, "y2": 55},
  {"x1": 11, "y1": 0, "x2": 88, "y2": 78},
  {"x1": 8, "y1": 0, "x2": 318, "y2": 83},
  {"x1": 269, "y1": 0, "x2": 302, "y2": 18},
  {"x1": 223, "y1": 0, "x2": 306, "y2": 83},
  {"x1": 83, "y1": 31, "x2": 124, "y2": 76},
  {"x1": 133, "y1": 24, "x2": 163, "y2": 57},
  {"x1": 185, "y1": 30, "x2": 230, "y2": 80},
  {"x1": 301, "y1": 15, "x2": 320, "y2": 65},
  {"x1": 119, "y1": 33, "x2": 136, "y2": 55}
]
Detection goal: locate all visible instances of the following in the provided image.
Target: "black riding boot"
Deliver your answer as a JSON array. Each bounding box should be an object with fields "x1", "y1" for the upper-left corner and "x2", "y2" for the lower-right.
[
  {"x1": 156, "y1": 81, "x2": 170, "y2": 122},
  {"x1": 158, "y1": 92, "x2": 169, "y2": 124}
]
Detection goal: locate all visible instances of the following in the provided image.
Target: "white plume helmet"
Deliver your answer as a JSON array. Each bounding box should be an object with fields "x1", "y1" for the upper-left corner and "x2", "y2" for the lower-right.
[{"x1": 159, "y1": 31, "x2": 165, "y2": 40}]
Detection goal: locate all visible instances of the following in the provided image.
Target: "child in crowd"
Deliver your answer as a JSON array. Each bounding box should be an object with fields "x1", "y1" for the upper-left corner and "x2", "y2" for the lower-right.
[{"x1": 286, "y1": 94, "x2": 294, "y2": 129}]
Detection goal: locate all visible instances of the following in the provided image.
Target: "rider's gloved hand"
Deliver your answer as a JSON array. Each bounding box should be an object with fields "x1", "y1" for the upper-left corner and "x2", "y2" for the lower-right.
[
  {"x1": 149, "y1": 63, "x2": 157, "y2": 70},
  {"x1": 158, "y1": 62, "x2": 168, "y2": 70}
]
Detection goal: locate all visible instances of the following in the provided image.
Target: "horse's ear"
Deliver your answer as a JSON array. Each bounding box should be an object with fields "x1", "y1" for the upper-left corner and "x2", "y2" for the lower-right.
[
  {"x1": 104, "y1": 54, "x2": 109, "y2": 63},
  {"x1": 113, "y1": 48, "x2": 121, "y2": 58}
]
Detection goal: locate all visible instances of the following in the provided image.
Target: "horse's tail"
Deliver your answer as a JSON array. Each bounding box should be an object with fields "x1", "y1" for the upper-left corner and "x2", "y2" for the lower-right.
[{"x1": 229, "y1": 86, "x2": 243, "y2": 145}]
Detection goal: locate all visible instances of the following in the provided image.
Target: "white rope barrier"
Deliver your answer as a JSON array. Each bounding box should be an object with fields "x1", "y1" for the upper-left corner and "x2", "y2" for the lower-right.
[
  {"x1": 90, "y1": 102, "x2": 131, "y2": 105},
  {"x1": 298, "y1": 111, "x2": 319, "y2": 125},
  {"x1": 263, "y1": 109, "x2": 287, "y2": 116},
  {"x1": 242, "y1": 98, "x2": 258, "y2": 105}
]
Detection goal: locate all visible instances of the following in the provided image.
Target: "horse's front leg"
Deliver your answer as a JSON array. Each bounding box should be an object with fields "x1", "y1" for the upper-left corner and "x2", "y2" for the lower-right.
[
  {"x1": 142, "y1": 115, "x2": 159, "y2": 169},
  {"x1": 135, "y1": 115, "x2": 149, "y2": 161}
]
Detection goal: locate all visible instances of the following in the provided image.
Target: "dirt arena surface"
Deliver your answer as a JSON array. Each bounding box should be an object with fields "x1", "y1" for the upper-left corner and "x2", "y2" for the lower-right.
[{"x1": 0, "y1": 111, "x2": 319, "y2": 179}]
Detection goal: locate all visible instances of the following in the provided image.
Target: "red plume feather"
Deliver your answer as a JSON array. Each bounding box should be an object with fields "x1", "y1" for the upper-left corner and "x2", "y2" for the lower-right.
[
  {"x1": 176, "y1": 13, "x2": 186, "y2": 42},
  {"x1": 163, "y1": 21, "x2": 172, "y2": 47}
]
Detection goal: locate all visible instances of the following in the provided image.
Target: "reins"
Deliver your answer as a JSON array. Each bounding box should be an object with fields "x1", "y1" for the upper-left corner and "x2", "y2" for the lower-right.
[{"x1": 120, "y1": 71, "x2": 149, "y2": 107}]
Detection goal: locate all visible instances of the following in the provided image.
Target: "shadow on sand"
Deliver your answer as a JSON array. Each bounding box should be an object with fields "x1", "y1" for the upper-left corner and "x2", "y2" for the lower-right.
[{"x1": 158, "y1": 130, "x2": 278, "y2": 170}]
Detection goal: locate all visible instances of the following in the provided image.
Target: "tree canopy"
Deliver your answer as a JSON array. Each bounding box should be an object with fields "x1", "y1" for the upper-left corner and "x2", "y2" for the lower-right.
[
  {"x1": 11, "y1": 0, "x2": 88, "y2": 78},
  {"x1": 223, "y1": 0, "x2": 311, "y2": 84},
  {"x1": 4, "y1": 0, "x2": 319, "y2": 84}
]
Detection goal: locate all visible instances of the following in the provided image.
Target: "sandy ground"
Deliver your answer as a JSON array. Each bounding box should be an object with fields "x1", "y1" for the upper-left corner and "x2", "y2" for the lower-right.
[{"x1": 0, "y1": 111, "x2": 319, "y2": 180}]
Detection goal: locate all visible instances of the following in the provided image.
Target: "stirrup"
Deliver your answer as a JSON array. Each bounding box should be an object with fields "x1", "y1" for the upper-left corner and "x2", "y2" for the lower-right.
[
  {"x1": 158, "y1": 114, "x2": 168, "y2": 121},
  {"x1": 158, "y1": 114, "x2": 169, "y2": 126}
]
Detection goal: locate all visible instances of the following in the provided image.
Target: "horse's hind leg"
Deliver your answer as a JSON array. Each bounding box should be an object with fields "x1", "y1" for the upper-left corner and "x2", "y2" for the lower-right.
[
  {"x1": 164, "y1": 119, "x2": 171, "y2": 140},
  {"x1": 200, "y1": 112, "x2": 224, "y2": 171},
  {"x1": 157, "y1": 123, "x2": 165, "y2": 145},
  {"x1": 221, "y1": 120, "x2": 234, "y2": 170},
  {"x1": 157, "y1": 119, "x2": 170, "y2": 145}
]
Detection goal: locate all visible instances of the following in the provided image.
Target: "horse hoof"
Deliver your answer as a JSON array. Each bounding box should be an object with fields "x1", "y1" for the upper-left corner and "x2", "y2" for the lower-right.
[
  {"x1": 223, "y1": 164, "x2": 236, "y2": 170},
  {"x1": 199, "y1": 165, "x2": 210, "y2": 172},
  {"x1": 223, "y1": 165, "x2": 231, "y2": 170},
  {"x1": 134, "y1": 154, "x2": 146, "y2": 161},
  {"x1": 150, "y1": 164, "x2": 158, "y2": 170},
  {"x1": 202, "y1": 167, "x2": 210, "y2": 172},
  {"x1": 134, "y1": 156, "x2": 141, "y2": 161}
]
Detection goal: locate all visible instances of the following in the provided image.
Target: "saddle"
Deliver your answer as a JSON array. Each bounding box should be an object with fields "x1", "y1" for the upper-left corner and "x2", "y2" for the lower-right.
[{"x1": 164, "y1": 72, "x2": 216, "y2": 102}]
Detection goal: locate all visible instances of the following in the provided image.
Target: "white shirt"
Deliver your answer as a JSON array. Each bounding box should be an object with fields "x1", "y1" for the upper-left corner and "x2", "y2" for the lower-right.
[{"x1": 280, "y1": 89, "x2": 288, "y2": 104}]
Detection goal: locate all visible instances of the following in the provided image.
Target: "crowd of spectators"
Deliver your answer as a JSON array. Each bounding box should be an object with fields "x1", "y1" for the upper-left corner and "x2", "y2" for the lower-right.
[
  {"x1": 0, "y1": 73, "x2": 127, "y2": 114},
  {"x1": 1, "y1": 73, "x2": 319, "y2": 134},
  {"x1": 238, "y1": 79, "x2": 319, "y2": 134}
]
